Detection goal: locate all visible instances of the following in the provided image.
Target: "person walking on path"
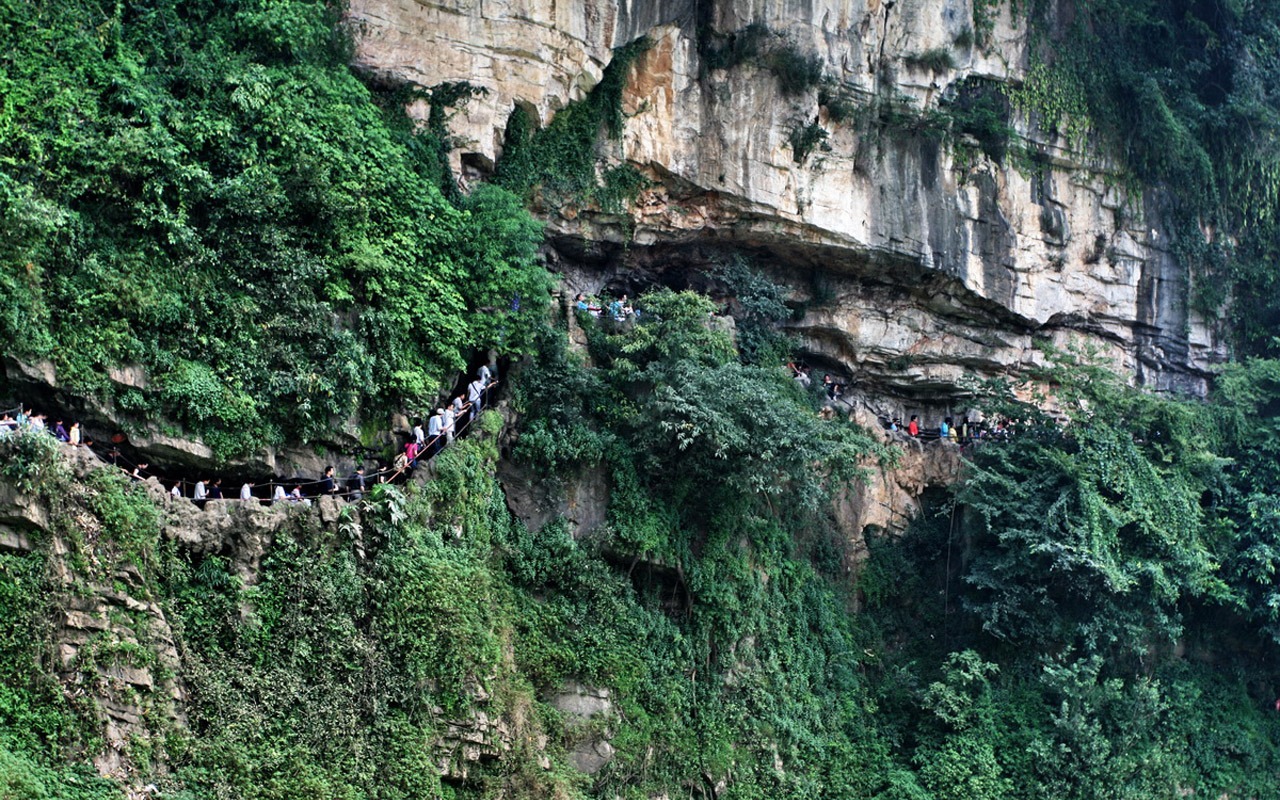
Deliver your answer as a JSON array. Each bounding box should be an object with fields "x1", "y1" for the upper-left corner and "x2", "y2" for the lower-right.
[
  {"x1": 428, "y1": 409, "x2": 444, "y2": 457},
  {"x1": 442, "y1": 405, "x2": 456, "y2": 445},
  {"x1": 347, "y1": 466, "x2": 367, "y2": 501}
]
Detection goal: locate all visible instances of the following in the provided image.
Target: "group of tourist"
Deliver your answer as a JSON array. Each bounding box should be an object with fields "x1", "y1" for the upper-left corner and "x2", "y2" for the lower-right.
[
  {"x1": 575, "y1": 292, "x2": 637, "y2": 323},
  {"x1": 883, "y1": 414, "x2": 1015, "y2": 443},
  {"x1": 399, "y1": 363, "x2": 495, "y2": 471},
  {"x1": 0, "y1": 361, "x2": 501, "y2": 510},
  {"x1": 1, "y1": 407, "x2": 88, "y2": 446},
  {"x1": 786, "y1": 362, "x2": 1019, "y2": 446},
  {"x1": 789, "y1": 362, "x2": 850, "y2": 401}
]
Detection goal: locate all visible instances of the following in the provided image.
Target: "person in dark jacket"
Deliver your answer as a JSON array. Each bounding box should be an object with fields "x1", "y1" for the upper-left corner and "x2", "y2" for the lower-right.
[
  {"x1": 347, "y1": 466, "x2": 367, "y2": 501},
  {"x1": 319, "y1": 466, "x2": 337, "y2": 496}
]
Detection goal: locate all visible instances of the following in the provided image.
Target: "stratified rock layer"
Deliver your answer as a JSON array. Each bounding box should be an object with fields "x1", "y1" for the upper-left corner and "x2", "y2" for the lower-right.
[{"x1": 350, "y1": 0, "x2": 1225, "y2": 398}]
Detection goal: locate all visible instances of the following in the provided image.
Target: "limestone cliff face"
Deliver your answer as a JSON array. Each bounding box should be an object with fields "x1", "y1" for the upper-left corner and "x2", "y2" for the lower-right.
[{"x1": 350, "y1": 0, "x2": 1225, "y2": 400}]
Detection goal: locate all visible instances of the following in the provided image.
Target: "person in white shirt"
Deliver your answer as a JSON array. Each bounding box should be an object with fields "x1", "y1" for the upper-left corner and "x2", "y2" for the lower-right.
[
  {"x1": 467, "y1": 377, "x2": 484, "y2": 415},
  {"x1": 427, "y1": 409, "x2": 444, "y2": 457},
  {"x1": 442, "y1": 406, "x2": 456, "y2": 444},
  {"x1": 170, "y1": 483, "x2": 182, "y2": 499},
  {"x1": 272, "y1": 484, "x2": 287, "y2": 504},
  {"x1": 239, "y1": 482, "x2": 254, "y2": 502}
]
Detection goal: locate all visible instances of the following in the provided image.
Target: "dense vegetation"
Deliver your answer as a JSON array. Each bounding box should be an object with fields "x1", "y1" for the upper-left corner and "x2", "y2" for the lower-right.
[
  {"x1": 0, "y1": 0, "x2": 550, "y2": 457},
  {"x1": 8, "y1": 295, "x2": 1280, "y2": 798}
]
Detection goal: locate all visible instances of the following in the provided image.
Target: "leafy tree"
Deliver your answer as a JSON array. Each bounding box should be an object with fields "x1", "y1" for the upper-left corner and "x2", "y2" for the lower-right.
[{"x1": 956, "y1": 350, "x2": 1226, "y2": 658}]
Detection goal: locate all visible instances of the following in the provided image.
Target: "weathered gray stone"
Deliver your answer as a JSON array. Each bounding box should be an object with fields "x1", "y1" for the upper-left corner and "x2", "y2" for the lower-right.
[
  {"x1": 550, "y1": 682, "x2": 613, "y2": 720},
  {"x1": 0, "y1": 481, "x2": 48, "y2": 532},
  {"x1": 348, "y1": 0, "x2": 1225, "y2": 397},
  {"x1": 0, "y1": 525, "x2": 33, "y2": 553},
  {"x1": 569, "y1": 737, "x2": 616, "y2": 775}
]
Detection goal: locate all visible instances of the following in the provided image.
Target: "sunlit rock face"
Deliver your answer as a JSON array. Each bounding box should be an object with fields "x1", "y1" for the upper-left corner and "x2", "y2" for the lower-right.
[{"x1": 349, "y1": 0, "x2": 1226, "y2": 400}]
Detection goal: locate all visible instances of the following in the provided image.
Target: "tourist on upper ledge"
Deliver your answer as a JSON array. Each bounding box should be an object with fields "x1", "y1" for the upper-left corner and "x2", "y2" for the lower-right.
[{"x1": 908, "y1": 415, "x2": 920, "y2": 437}]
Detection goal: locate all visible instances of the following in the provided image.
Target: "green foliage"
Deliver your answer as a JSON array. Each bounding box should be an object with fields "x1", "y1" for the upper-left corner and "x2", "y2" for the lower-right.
[
  {"x1": 595, "y1": 163, "x2": 651, "y2": 215},
  {"x1": 788, "y1": 121, "x2": 829, "y2": 164},
  {"x1": 1005, "y1": 62, "x2": 1090, "y2": 151},
  {"x1": 163, "y1": 458, "x2": 519, "y2": 797},
  {"x1": 945, "y1": 78, "x2": 1014, "y2": 163},
  {"x1": 699, "y1": 24, "x2": 824, "y2": 95},
  {"x1": 0, "y1": 429, "x2": 66, "y2": 496},
  {"x1": 506, "y1": 287, "x2": 908, "y2": 796},
  {"x1": 704, "y1": 256, "x2": 794, "y2": 367},
  {"x1": 856, "y1": 352, "x2": 1280, "y2": 800},
  {"x1": 79, "y1": 468, "x2": 163, "y2": 574},
  {"x1": 699, "y1": 22, "x2": 772, "y2": 72},
  {"x1": 496, "y1": 38, "x2": 649, "y2": 209},
  {"x1": 766, "y1": 45, "x2": 825, "y2": 96},
  {"x1": 972, "y1": 0, "x2": 1002, "y2": 48},
  {"x1": 0, "y1": 549, "x2": 83, "y2": 759},
  {"x1": 0, "y1": 749, "x2": 122, "y2": 800},
  {"x1": 0, "y1": 0, "x2": 550, "y2": 459},
  {"x1": 905, "y1": 48, "x2": 957, "y2": 73},
  {"x1": 818, "y1": 82, "x2": 861, "y2": 124},
  {"x1": 957, "y1": 351, "x2": 1224, "y2": 656}
]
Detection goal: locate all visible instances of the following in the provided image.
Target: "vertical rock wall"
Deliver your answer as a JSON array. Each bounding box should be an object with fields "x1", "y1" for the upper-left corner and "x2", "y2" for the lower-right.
[{"x1": 348, "y1": 0, "x2": 1226, "y2": 396}]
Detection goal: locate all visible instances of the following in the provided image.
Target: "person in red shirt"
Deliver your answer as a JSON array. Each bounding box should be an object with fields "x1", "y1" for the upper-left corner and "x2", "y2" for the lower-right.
[{"x1": 907, "y1": 415, "x2": 920, "y2": 436}]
